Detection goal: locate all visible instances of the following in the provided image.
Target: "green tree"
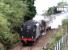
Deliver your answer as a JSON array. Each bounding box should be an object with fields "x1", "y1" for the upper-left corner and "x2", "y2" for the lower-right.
[
  {"x1": 0, "y1": 16, "x2": 10, "y2": 32},
  {"x1": 0, "y1": 0, "x2": 28, "y2": 27},
  {"x1": 46, "y1": 7, "x2": 55, "y2": 16},
  {"x1": 45, "y1": 6, "x2": 61, "y2": 16},
  {"x1": 23, "y1": 0, "x2": 36, "y2": 22},
  {"x1": 0, "y1": 0, "x2": 29, "y2": 50},
  {"x1": 58, "y1": 2, "x2": 68, "y2": 7},
  {"x1": 0, "y1": 0, "x2": 36, "y2": 49}
]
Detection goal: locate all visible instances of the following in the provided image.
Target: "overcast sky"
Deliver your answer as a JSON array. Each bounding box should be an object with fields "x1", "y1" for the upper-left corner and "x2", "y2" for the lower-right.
[{"x1": 34, "y1": 0, "x2": 68, "y2": 14}]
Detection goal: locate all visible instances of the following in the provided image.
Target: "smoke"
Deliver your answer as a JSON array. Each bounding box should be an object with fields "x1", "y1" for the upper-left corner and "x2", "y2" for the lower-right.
[
  {"x1": 34, "y1": 0, "x2": 68, "y2": 29},
  {"x1": 33, "y1": 13, "x2": 68, "y2": 29},
  {"x1": 49, "y1": 13, "x2": 68, "y2": 28}
]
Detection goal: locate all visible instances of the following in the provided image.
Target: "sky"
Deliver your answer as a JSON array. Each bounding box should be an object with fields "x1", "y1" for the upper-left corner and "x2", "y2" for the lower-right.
[
  {"x1": 34, "y1": 0, "x2": 68, "y2": 14},
  {"x1": 34, "y1": 0, "x2": 68, "y2": 28}
]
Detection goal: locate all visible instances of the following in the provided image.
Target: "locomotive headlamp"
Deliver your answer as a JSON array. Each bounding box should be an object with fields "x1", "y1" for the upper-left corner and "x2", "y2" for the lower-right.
[
  {"x1": 32, "y1": 36, "x2": 33, "y2": 39},
  {"x1": 22, "y1": 36, "x2": 24, "y2": 38}
]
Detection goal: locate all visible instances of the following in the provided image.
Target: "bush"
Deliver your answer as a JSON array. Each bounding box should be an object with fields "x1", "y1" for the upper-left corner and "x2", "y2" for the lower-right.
[
  {"x1": 48, "y1": 29, "x2": 63, "y2": 50},
  {"x1": 0, "y1": 43, "x2": 4, "y2": 50}
]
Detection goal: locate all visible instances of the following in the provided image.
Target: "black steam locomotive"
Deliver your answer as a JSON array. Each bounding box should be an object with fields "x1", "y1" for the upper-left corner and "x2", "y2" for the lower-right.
[{"x1": 19, "y1": 20, "x2": 46, "y2": 44}]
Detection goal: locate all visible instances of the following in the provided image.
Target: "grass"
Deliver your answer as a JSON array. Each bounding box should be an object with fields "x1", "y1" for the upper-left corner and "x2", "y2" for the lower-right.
[{"x1": 48, "y1": 28, "x2": 64, "y2": 50}]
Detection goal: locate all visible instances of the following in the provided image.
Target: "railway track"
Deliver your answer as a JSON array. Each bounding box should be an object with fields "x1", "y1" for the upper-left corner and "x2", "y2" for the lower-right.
[{"x1": 12, "y1": 29, "x2": 57, "y2": 50}]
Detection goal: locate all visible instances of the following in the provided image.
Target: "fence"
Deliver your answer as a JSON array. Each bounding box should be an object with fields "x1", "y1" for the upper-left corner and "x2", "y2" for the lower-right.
[{"x1": 42, "y1": 32, "x2": 68, "y2": 50}]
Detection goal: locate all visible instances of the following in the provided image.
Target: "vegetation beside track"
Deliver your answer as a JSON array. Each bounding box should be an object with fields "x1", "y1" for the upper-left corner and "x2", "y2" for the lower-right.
[
  {"x1": 46, "y1": 19, "x2": 68, "y2": 50},
  {"x1": 0, "y1": 0, "x2": 36, "y2": 50}
]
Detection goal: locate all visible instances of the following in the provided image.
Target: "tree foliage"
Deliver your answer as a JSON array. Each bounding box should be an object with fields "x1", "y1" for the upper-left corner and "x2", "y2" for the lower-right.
[
  {"x1": 46, "y1": 6, "x2": 61, "y2": 16},
  {"x1": 58, "y1": 2, "x2": 68, "y2": 7},
  {"x1": 0, "y1": 0, "x2": 28, "y2": 27},
  {"x1": 23, "y1": 0, "x2": 36, "y2": 22},
  {"x1": 0, "y1": 0, "x2": 36, "y2": 49},
  {"x1": 0, "y1": 16, "x2": 10, "y2": 32}
]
